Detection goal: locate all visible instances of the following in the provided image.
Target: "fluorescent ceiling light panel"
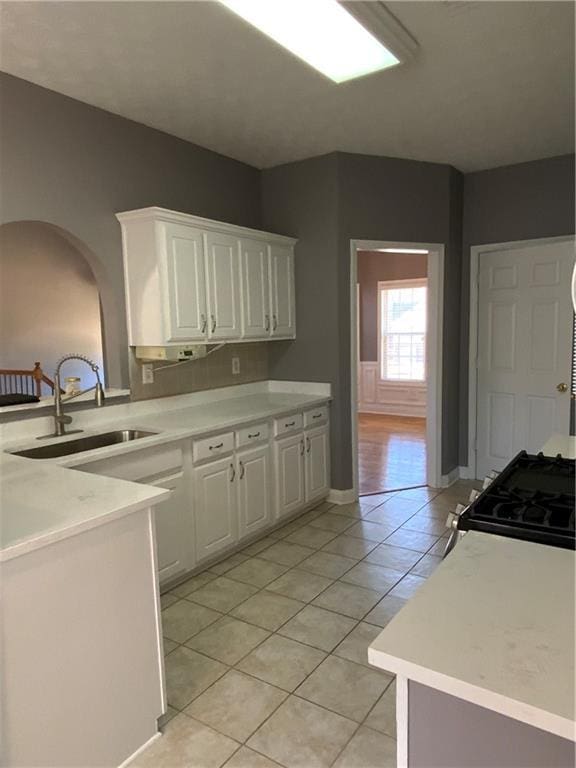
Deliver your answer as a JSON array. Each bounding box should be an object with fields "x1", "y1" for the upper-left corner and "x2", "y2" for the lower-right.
[
  {"x1": 219, "y1": 0, "x2": 400, "y2": 83},
  {"x1": 377, "y1": 248, "x2": 429, "y2": 254}
]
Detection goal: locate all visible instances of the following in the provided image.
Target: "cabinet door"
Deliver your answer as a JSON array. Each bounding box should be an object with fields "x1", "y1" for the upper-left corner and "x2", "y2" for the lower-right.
[
  {"x1": 193, "y1": 457, "x2": 238, "y2": 562},
  {"x1": 205, "y1": 231, "x2": 242, "y2": 340},
  {"x1": 274, "y1": 432, "x2": 305, "y2": 520},
  {"x1": 162, "y1": 223, "x2": 208, "y2": 341},
  {"x1": 305, "y1": 425, "x2": 330, "y2": 504},
  {"x1": 240, "y1": 238, "x2": 271, "y2": 338},
  {"x1": 151, "y1": 472, "x2": 190, "y2": 586},
  {"x1": 237, "y1": 444, "x2": 272, "y2": 539},
  {"x1": 269, "y1": 244, "x2": 296, "y2": 338}
]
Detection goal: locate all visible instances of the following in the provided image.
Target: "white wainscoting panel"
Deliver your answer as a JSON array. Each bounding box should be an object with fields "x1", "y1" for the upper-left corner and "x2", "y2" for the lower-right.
[{"x1": 358, "y1": 362, "x2": 426, "y2": 418}]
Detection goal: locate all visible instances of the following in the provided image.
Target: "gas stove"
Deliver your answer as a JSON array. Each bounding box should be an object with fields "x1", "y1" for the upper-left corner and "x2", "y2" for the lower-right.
[{"x1": 445, "y1": 451, "x2": 575, "y2": 554}]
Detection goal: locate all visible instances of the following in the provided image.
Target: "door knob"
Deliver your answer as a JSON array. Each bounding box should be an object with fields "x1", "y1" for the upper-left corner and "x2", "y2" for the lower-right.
[{"x1": 556, "y1": 382, "x2": 568, "y2": 393}]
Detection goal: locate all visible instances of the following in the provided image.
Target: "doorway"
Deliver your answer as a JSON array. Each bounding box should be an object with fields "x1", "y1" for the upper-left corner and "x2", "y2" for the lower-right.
[
  {"x1": 350, "y1": 240, "x2": 445, "y2": 497},
  {"x1": 468, "y1": 236, "x2": 575, "y2": 479}
]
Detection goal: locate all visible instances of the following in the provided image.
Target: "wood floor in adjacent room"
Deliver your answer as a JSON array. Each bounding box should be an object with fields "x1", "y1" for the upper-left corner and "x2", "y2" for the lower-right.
[{"x1": 358, "y1": 413, "x2": 427, "y2": 495}]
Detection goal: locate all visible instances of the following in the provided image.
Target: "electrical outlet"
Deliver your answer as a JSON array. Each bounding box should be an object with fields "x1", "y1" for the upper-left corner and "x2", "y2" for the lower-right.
[
  {"x1": 142, "y1": 363, "x2": 154, "y2": 385},
  {"x1": 232, "y1": 357, "x2": 240, "y2": 375}
]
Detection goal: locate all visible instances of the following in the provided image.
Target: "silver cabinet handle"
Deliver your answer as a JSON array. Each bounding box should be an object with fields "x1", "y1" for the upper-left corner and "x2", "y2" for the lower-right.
[
  {"x1": 239, "y1": 460, "x2": 245, "y2": 480},
  {"x1": 272, "y1": 314, "x2": 278, "y2": 331},
  {"x1": 312, "y1": 413, "x2": 322, "y2": 420},
  {"x1": 200, "y1": 313, "x2": 207, "y2": 333},
  {"x1": 248, "y1": 432, "x2": 260, "y2": 439},
  {"x1": 306, "y1": 437, "x2": 311, "y2": 453},
  {"x1": 209, "y1": 442, "x2": 224, "y2": 451},
  {"x1": 229, "y1": 463, "x2": 236, "y2": 482},
  {"x1": 285, "y1": 421, "x2": 295, "y2": 428},
  {"x1": 265, "y1": 314, "x2": 270, "y2": 332},
  {"x1": 300, "y1": 439, "x2": 305, "y2": 456},
  {"x1": 211, "y1": 315, "x2": 217, "y2": 333}
]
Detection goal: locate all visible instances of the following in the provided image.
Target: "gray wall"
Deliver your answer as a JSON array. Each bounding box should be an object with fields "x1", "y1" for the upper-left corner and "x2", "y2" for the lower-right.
[
  {"x1": 261, "y1": 154, "x2": 343, "y2": 483},
  {"x1": 459, "y1": 154, "x2": 575, "y2": 463},
  {"x1": 358, "y1": 250, "x2": 428, "y2": 362},
  {"x1": 263, "y1": 152, "x2": 463, "y2": 488},
  {"x1": 0, "y1": 73, "x2": 261, "y2": 388}
]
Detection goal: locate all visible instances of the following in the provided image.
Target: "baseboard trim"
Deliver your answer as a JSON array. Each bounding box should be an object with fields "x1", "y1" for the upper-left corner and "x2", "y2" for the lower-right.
[
  {"x1": 440, "y1": 467, "x2": 460, "y2": 487},
  {"x1": 358, "y1": 404, "x2": 426, "y2": 418},
  {"x1": 458, "y1": 465, "x2": 475, "y2": 480},
  {"x1": 118, "y1": 731, "x2": 161, "y2": 768},
  {"x1": 328, "y1": 488, "x2": 358, "y2": 505}
]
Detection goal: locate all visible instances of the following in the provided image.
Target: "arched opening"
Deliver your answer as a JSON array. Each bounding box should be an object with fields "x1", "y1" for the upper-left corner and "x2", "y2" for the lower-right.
[{"x1": 0, "y1": 221, "x2": 107, "y2": 393}]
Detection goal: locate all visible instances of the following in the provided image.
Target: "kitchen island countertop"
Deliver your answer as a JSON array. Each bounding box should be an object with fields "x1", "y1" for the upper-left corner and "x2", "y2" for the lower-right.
[{"x1": 368, "y1": 530, "x2": 575, "y2": 740}]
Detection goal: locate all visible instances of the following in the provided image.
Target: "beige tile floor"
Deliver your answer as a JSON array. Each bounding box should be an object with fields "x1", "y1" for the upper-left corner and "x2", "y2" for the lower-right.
[{"x1": 133, "y1": 481, "x2": 478, "y2": 768}]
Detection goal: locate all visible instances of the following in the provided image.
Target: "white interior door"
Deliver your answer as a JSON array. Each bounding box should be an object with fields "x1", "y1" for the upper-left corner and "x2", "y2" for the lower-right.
[{"x1": 476, "y1": 239, "x2": 575, "y2": 478}]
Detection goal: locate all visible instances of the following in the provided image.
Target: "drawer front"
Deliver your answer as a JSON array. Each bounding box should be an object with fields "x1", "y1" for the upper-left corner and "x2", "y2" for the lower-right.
[
  {"x1": 193, "y1": 432, "x2": 234, "y2": 463},
  {"x1": 236, "y1": 422, "x2": 270, "y2": 448},
  {"x1": 78, "y1": 444, "x2": 183, "y2": 482},
  {"x1": 304, "y1": 405, "x2": 329, "y2": 428},
  {"x1": 274, "y1": 412, "x2": 303, "y2": 437}
]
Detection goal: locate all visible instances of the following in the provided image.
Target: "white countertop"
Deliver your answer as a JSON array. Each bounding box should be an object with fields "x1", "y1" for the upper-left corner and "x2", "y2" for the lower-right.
[
  {"x1": 0, "y1": 386, "x2": 330, "y2": 562},
  {"x1": 542, "y1": 433, "x2": 576, "y2": 459},
  {"x1": 368, "y1": 531, "x2": 576, "y2": 741}
]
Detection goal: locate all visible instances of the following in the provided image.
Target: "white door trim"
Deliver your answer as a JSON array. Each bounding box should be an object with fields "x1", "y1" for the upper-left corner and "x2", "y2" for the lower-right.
[
  {"x1": 350, "y1": 239, "x2": 445, "y2": 494},
  {"x1": 467, "y1": 235, "x2": 575, "y2": 479}
]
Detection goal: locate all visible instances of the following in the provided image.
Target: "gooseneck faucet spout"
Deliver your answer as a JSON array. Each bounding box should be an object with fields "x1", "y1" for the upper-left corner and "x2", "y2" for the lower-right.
[{"x1": 38, "y1": 354, "x2": 105, "y2": 439}]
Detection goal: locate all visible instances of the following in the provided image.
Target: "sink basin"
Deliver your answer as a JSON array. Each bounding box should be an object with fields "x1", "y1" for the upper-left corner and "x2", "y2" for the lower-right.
[{"x1": 11, "y1": 430, "x2": 159, "y2": 459}]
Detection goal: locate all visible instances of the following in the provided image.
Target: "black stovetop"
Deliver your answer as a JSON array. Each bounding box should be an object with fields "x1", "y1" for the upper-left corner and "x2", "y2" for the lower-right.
[{"x1": 458, "y1": 451, "x2": 575, "y2": 549}]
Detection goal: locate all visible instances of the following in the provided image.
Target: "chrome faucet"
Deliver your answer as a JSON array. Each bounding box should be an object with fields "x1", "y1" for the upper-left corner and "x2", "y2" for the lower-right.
[{"x1": 39, "y1": 354, "x2": 105, "y2": 439}]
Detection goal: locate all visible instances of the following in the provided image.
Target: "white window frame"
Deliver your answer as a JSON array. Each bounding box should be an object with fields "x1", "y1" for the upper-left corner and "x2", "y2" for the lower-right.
[{"x1": 377, "y1": 278, "x2": 428, "y2": 386}]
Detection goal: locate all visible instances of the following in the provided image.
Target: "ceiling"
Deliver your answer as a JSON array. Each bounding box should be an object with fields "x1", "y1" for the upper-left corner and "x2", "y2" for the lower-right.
[{"x1": 0, "y1": 1, "x2": 573, "y2": 171}]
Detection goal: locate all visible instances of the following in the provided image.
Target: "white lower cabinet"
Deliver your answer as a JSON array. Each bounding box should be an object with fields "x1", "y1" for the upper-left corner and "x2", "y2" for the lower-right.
[
  {"x1": 151, "y1": 472, "x2": 188, "y2": 585},
  {"x1": 305, "y1": 425, "x2": 330, "y2": 504},
  {"x1": 274, "y1": 431, "x2": 306, "y2": 520},
  {"x1": 193, "y1": 456, "x2": 238, "y2": 562},
  {"x1": 237, "y1": 444, "x2": 272, "y2": 539}
]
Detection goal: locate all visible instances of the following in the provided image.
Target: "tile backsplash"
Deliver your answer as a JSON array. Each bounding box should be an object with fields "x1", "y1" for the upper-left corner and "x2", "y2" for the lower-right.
[{"x1": 129, "y1": 343, "x2": 269, "y2": 401}]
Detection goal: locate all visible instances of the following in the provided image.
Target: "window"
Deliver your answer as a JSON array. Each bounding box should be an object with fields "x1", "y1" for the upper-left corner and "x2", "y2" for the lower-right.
[{"x1": 379, "y1": 279, "x2": 427, "y2": 382}]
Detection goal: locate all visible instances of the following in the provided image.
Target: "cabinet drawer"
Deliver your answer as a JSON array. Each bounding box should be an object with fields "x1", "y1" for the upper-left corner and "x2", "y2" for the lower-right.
[
  {"x1": 193, "y1": 432, "x2": 234, "y2": 462},
  {"x1": 78, "y1": 444, "x2": 183, "y2": 482},
  {"x1": 274, "y1": 412, "x2": 303, "y2": 437},
  {"x1": 304, "y1": 405, "x2": 329, "y2": 428},
  {"x1": 236, "y1": 422, "x2": 269, "y2": 448}
]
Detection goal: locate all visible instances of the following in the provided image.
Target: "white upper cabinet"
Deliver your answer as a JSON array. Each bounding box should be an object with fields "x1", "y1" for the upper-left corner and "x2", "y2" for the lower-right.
[
  {"x1": 162, "y1": 223, "x2": 208, "y2": 342},
  {"x1": 117, "y1": 207, "x2": 296, "y2": 346},
  {"x1": 205, "y1": 231, "x2": 242, "y2": 340},
  {"x1": 270, "y1": 244, "x2": 296, "y2": 338},
  {"x1": 240, "y1": 238, "x2": 271, "y2": 338}
]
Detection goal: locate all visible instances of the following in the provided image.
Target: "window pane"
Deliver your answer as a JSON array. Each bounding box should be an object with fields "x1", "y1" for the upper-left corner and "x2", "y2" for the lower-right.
[{"x1": 380, "y1": 284, "x2": 426, "y2": 382}]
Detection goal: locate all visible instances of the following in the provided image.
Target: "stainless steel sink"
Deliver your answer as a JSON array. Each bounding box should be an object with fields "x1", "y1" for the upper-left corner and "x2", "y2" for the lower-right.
[{"x1": 11, "y1": 430, "x2": 159, "y2": 459}]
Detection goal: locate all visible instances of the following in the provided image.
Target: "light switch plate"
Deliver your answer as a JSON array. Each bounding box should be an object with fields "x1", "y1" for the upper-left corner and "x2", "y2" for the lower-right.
[{"x1": 232, "y1": 357, "x2": 240, "y2": 375}]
